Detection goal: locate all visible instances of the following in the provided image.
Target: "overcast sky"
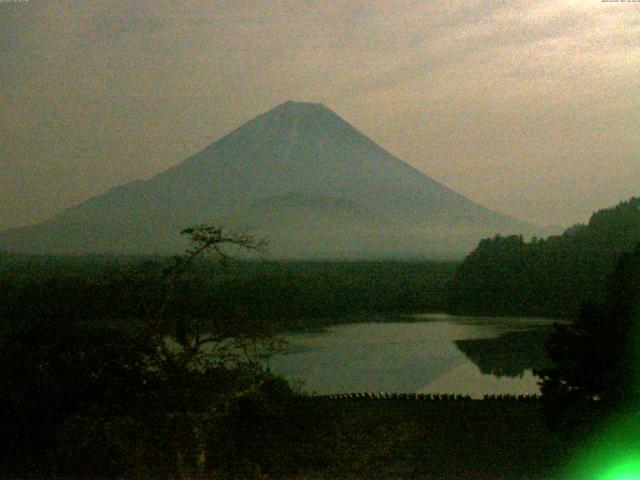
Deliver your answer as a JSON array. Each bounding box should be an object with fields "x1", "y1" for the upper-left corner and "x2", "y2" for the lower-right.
[{"x1": 1, "y1": 0, "x2": 638, "y2": 231}]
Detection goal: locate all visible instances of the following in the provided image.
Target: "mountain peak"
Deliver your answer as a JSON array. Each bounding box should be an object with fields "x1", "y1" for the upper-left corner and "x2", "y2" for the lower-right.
[
  {"x1": 239, "y1": 100, "x2": 348, "y2": 141},
  {"x1": 271, "y1": 100, "x2": 330, "y2": 115}
]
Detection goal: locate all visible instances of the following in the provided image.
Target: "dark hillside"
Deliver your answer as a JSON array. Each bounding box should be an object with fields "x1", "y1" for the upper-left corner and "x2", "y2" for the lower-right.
[{"x1": 448, "y1": 197, "x2": 640, "y2": 318}]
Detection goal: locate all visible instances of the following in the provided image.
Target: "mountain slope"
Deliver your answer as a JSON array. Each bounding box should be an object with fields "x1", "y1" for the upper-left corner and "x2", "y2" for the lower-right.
[{"x1": 0, "y1": 101, "x2": 538, "y2": 258}]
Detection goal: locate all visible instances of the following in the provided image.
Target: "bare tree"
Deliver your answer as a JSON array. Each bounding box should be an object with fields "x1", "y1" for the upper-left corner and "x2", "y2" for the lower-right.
[{"x1": 136, "y1": 225, "x2": 286, "y2": 479}]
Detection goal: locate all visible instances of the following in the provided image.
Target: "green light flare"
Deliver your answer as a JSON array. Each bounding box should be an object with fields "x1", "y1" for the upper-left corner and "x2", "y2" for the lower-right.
[
  {"x1": 564, "y1": 411, "x2": 640, "y2": 479},
  {"x1": 563, "y1": 262, "x2": 640, "y2": 479},
  {"x1": 599, "y1": 458, "x2": 640, "y2": 480}
]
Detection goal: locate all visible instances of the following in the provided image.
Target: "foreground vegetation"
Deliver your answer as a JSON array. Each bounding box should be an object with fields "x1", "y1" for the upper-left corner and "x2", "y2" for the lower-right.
[
  {"x1": 0, "y1": 226, "x2": 291, "y2": 479},
  {"x1": 3, "y1": 196, "x2": 640, "y2": 478},
  {"x1": 0, "y1": 373, "x2": 593, "y2": 479}
]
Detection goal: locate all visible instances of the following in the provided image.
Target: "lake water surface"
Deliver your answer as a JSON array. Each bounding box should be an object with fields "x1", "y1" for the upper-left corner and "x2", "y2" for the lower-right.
[{"x1": 269, "y1": 314, "x2": 557, "y2": 398}]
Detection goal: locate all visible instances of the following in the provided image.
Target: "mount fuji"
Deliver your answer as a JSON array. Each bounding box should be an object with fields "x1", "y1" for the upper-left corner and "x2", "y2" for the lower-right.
[{"x1": 0, "y1": 101, "x2": 539, "y2": 258}]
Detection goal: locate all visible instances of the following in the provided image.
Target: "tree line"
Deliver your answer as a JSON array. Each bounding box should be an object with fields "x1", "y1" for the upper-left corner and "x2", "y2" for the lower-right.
[
  {"x1": 448, "y1": 197, "x2": 640, "y2": 318},
  {"x1": 0, "y1": 256, "x2": 455, "y2": 332}
]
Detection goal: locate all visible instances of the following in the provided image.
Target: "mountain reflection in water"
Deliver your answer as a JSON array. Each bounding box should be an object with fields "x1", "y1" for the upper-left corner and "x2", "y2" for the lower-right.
[{"x1": 269, "y1": 317, "x2": 556, "y2": 397}]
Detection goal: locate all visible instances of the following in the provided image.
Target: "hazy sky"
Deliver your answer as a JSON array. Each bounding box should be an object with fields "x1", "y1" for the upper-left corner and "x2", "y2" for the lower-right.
[{"x1": 1, "y1": 0, "x2": 638, "y2": 231}]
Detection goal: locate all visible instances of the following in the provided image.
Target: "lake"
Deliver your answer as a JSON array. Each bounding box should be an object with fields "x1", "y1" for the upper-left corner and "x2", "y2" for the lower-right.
[{"x1": 268, "y1": 314, "x2": 558, "y2": 398}]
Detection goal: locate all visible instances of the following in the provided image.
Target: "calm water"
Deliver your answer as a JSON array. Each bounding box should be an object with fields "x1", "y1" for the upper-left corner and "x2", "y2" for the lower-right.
[{"x1": 268, "y1": 314, "x2": 557, "y2": 398}]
